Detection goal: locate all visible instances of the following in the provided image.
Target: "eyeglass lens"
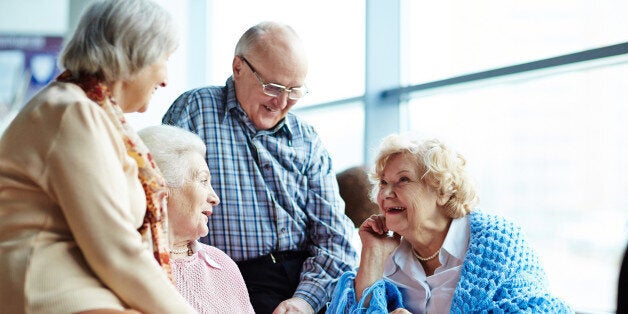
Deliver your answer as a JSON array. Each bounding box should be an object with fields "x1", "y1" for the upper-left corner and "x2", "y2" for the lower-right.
[
  {"x1": 263, "y1": 84, "x2": 306, "y2": 100},
  {"x1": 241, "y1": 56, "x2": 307, "y2": 100}
]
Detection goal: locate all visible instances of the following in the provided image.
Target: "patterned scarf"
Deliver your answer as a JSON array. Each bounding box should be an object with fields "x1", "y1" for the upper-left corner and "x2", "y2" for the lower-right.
[{"x1": 57, "y1": 70, "x2": 174, "y2": 282}]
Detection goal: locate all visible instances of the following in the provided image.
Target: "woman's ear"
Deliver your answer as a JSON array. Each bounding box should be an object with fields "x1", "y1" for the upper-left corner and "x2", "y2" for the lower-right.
[{"x1": 436, "y1": 192, "x2": 452, "y2": 206}]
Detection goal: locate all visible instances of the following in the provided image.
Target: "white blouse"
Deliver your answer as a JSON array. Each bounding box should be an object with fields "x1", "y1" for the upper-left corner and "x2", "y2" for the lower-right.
[{"x1": 383, "y1": 216, "x2": 470, "y2": 313}]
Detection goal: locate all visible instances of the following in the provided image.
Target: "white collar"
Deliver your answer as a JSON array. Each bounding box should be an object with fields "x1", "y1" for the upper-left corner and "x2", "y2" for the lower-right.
[
  {"x1": 441, "y1": 215, "x2": 469, "y2": 262},
  {"x1": 384, "y1": 216, "x2": 469, "y2": 276}
]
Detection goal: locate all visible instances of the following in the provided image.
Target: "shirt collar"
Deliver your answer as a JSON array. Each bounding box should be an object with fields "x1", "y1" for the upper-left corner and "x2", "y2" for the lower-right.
[
  {"x1": 384, "y1": 216, "x2": 469, "y2": 276},
  {"x1": 385, "y1": 239, "x2": 424, "y2": 278},
  {"x1": 224, "y1": 77, "x2": 239, "y2": 114},
  {"x1": 441, "y1": 215, "x2": 469, "y2": 262}
]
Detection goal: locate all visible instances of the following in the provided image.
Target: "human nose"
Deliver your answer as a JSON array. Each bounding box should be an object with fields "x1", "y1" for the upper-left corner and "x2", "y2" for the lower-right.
[
  {"x1": 380, "y1": 184, "x2": 396, "y2": 198},
  {"x1": 207, "y1": 187, "x2": 220, "y2": 206},
  {"x1": 274, "y1": 90, "x2": 290, "y2": 108}
]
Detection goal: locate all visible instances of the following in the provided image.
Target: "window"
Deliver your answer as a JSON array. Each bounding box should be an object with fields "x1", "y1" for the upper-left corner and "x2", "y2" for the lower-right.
[
  {"x1": 298, "y1": 101, "x2": 365, "y2": 172},
  {"x1": 401, "y1": 0, "x2": 628, "y2": 84},
  {"x1": 400, "y1": 2, "x2": 628, "y2": 310}
]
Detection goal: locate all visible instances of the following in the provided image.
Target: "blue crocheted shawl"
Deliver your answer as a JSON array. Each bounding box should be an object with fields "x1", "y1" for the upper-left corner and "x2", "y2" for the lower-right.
[{"x1": 326, "y1": 210, "x2": 573, "y2": 313}]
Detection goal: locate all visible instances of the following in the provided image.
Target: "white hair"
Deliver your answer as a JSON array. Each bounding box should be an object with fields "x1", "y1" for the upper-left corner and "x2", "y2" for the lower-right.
[
  {"x1": 59, "y1": 0, "x2": 179, "y2": 82},
  {"x1": 138, "y1": 125, "x2": 206, "y2": 188}
]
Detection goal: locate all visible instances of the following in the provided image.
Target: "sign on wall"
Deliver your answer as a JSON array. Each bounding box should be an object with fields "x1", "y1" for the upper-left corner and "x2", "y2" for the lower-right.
[{"x1": 0, "y1": 35, "x2": 63, "y2": 131}]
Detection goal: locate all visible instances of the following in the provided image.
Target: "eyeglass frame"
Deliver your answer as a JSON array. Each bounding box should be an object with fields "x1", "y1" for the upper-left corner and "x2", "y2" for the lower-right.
[{"x1": 238, "y1": 55, "x2": 309, "y2": 100}]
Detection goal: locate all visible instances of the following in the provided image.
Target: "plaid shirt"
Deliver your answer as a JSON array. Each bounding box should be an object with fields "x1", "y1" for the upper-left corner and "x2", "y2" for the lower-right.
[{"x1": 162, "y1": 77, "x2": 358, "y2": 311}]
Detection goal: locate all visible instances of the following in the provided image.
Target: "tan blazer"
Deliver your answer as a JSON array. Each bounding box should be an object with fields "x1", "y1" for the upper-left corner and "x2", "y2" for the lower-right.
[{"x1": 0, "y1": 82, "x2": 195, "y2": 314}]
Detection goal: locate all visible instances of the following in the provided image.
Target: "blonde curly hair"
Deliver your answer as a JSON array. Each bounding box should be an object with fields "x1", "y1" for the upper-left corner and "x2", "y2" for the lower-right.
[{"x1": 370, "y1": 134, "x2": 479, "y2": 218}]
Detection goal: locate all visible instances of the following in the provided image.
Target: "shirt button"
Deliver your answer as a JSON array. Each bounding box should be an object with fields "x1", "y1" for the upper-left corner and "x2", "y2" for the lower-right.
[
  {"x1": 281, "y1": 228, "x2": 286, "y2": 233},
  {"x1": 263, "y1": 164, "x2": 271, "y2": 170}
]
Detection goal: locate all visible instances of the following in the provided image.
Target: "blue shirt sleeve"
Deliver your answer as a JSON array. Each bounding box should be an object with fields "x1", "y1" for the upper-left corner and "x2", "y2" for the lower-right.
[{"x1": 291, "y1": 125, "x2": 358, "y2": 311}]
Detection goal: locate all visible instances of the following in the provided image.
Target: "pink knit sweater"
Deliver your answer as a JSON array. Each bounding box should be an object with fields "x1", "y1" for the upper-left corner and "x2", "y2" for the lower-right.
[{"x1": 171, "y1": 241, "x2": 255, "y2": 314}]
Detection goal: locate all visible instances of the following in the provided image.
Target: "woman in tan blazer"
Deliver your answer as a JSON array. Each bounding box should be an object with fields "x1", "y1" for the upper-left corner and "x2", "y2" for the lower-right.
[{"x1": 0, "y1": 0, "x2": 195, "y2": 313}]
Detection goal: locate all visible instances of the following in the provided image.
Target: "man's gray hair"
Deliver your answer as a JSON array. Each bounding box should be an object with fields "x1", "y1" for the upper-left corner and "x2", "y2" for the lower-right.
[
  {"x1": 59, "y1": 0, "x2": 179, "y2": 82},
  {"x1": 234, "y1": 21, "x2": 299, "y2": 57}
]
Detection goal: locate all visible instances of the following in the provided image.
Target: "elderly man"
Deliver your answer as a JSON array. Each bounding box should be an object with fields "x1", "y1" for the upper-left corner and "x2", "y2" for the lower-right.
[{"x1": 163, "y1": 22, "x2": 357, "y2": 314}]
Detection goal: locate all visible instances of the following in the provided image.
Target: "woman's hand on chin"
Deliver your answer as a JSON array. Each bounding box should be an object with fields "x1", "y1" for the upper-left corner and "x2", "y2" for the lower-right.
[{"x1": 359, "y1": 214, "x2": 401, "y2": 257}]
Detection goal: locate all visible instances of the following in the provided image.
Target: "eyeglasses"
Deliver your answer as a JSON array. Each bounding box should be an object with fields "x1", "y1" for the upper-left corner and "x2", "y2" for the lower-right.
[{"x1": 239, "y1": 56, "x2": 309, "y2": 100}]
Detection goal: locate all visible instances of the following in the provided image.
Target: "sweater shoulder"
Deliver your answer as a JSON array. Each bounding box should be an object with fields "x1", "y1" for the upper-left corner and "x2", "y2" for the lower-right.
[
  {"x1": 198, "y1": 243, "x2": 239, "y2": 268},
  {"x1": 466, "y1": 210, "x2": 529, "y2": 270},
  {"x1": 469, "y1": 210, "x2": 522, "y2": 241}
]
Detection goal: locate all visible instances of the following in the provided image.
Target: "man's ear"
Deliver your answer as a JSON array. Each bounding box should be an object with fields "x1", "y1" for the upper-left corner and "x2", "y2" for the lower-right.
[{"x1": 232, "y1": 56, "x2": 243, "y2": 78}]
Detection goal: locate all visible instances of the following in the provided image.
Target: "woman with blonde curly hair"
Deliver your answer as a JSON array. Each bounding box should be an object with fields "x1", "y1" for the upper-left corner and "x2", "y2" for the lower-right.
[{"x1": 327, "y1": 133, "x2": 572, "y2": 313}]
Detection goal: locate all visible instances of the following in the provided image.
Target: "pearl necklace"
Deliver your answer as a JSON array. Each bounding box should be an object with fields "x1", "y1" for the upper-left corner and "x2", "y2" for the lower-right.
[
  {"x1": 412, "y1": 248, "x2": 440, "y2": 262},
  {"x1": 170, "y1": 242, "x2": 192, "y2": 255}
]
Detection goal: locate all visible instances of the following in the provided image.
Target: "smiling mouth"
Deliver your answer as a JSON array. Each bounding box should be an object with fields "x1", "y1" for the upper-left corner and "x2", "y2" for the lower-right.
[
  {"x1": 386, "y1": 206, "x2": 406, "y2": 214},
  {"x1": 263, "y1": 104, "x2": 279, "y2": 112}
]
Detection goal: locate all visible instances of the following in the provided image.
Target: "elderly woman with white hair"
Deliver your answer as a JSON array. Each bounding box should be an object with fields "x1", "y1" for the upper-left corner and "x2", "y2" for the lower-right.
[
  {"x1": 0, "y1": 0, "x2": 195, "y2": 313},
  {"x1": 327, "y1": 134, "x2": 572, "y2": 313},
  {"x1": 139, "y1": 124, "x2": 254, "y2": 314}
]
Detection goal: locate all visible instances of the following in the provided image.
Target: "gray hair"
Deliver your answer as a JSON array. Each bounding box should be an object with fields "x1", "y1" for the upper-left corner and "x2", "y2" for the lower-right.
[
  {"x1": 59, "y1": 0, "x2": 179, "y2": 82},
  {"x1": 234, "y1": 21, "x2": 299, "y2": 57},
  {"x1": 138, "y1": 125, "x2": 206, "y2": 188},
  {"x1": 370, "y1": 134, "x2": 479, "y2": 218}
]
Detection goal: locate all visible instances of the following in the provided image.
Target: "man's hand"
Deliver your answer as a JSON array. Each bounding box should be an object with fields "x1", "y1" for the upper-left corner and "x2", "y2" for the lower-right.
[
  {"x1": 272, "y1": 297, "x2": 315, "y2": 314},
  {"x1": 390, "y1": 308, "x2": 412, "y2": 314}
]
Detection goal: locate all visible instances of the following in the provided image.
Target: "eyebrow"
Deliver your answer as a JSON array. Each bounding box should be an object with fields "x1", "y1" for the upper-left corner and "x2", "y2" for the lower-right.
[
  {"x1": 380, "y1": 169, "x2": 412, "y2": 180},
  {"x1": 194, "y1": 169, "x2": 210, "y2": 177},
  {"x1": 241, "y1": 55, "x2": 303, "y2": 89}
]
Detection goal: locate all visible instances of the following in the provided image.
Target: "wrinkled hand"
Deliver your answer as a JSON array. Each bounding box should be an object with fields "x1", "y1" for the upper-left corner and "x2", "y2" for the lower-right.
[
  {"x1": 272, "y1": 297, "x2": 315, "y2": 314},
  {"x1": 390, "y1": 308, "x2": 412, "y2": 314},
  {"x1": 359, "y1": 214, "x2": 401, "y2": 257}
]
